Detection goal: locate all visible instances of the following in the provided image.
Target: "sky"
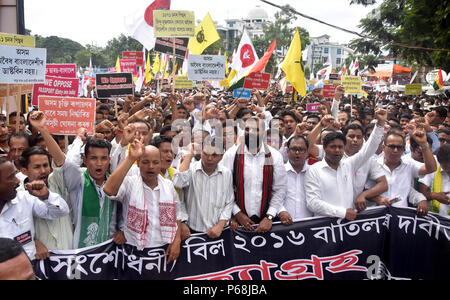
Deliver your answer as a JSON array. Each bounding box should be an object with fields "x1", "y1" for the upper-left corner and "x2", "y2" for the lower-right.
[{"x1": 24, "y1": 0, "x2": 375, "y2": 48}]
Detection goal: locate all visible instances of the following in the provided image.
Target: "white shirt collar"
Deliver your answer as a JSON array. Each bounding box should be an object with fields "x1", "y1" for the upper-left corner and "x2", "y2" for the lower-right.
[{"x1": 286, "y1": 160, "x2": 308, "y2": 174}]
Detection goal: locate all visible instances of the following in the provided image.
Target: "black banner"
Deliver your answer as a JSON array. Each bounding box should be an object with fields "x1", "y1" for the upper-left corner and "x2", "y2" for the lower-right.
[
  {"x1": 33, "y1": 207, "x2": 450, "y2": 280},
  {"x1": 95, "y1": 73, "x2": 134, "y2": 99},
  {"x1": 155, "y1": 37, "x2": 189, "y2": 58}
]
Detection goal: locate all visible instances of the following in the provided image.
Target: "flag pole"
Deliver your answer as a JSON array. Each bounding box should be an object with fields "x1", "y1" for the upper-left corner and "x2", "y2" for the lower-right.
[
  {"x1": 16, "y1": 85, "x2": 21, "y2": 133},
  {"x1": 172, "y1": 38, "x2": 176, "y2": 93},
  {"x1": 6, "y1": 85, "x2": 10, "y2": 125}
]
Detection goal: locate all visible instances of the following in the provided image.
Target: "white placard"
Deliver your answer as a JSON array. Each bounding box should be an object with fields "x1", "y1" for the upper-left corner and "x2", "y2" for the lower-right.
[
  {"x1": 187, "y1": 54, "x2": 226, "y2": 81},
  {"x1": 0, "y1": 44, "x2": 47, "y2": 84}
]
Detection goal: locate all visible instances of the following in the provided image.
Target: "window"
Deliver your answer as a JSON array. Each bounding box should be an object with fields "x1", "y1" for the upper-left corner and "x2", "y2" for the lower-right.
[
  {"x1": 337, "y1": 48, "x2": 342, "y2": 55},
  {"x1": 324, "y1": 48, "x2": 329, "y2": 54},
  {"x1": 336, "y1": 58, "x2": 341, "y2": 65}
]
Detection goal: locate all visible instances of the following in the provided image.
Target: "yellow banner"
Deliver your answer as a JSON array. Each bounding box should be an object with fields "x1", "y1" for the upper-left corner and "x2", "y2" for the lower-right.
[
  {"x1": 174, "y1": 76, "x2": 194, "y2": 89},
  {"x1": 341, "y1": 76, "x2": 362, "y2": 94},
  {"x1": 153, "y1": 11, "x2": 195, "y2": 38},
  {"x1": 0, "y1": 32, "x2": 35, "y2": 47},
  {"x1": 405, "y1": 84, "x2": 422, "y2": 95}
]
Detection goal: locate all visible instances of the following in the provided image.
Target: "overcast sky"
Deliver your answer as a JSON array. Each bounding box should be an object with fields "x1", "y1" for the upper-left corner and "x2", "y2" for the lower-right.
[{"x1": 24, "y1": 0, "x2": 375, "y2": 47}]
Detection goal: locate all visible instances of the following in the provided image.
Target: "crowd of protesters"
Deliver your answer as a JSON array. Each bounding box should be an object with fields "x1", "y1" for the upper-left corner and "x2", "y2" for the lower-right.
[{"x1": 0, "y1": 81, "x2": 449, "y2": 279}]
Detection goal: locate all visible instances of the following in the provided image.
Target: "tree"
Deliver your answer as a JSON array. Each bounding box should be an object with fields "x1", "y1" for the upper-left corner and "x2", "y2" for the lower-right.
[
  {"x1": 35, "y1": 35, "x2": 84, "y2": 64},
  {"x1": 349, "y1": 0, "x2": 450, "y2": 70}
]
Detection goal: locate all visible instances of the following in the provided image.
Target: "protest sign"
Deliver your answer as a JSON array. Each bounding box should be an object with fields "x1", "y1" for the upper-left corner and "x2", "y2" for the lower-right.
[
  {"x1": 0, "y1": 32, "x2": 35, "y2": 47},
  {"x1": 32, "y1": 76, "x2": 79, "y2": 106},
  {"x1": 243, "y1": 72, "x2": 271, "y2": 90},
  {"x1": 155, "y1": 37, "x2": 189, "y2": 58},
  {"x1": 0, "y1": 45, "x2": 46, "y2": 84},
  {"x1": 323, "y1": 84, "x2": 337, "y2": 98},
  {"x1": 119, "y1": 59, "x2": 138, "y2": 77},
  {"x1": 45, "y1": 64, "x2": 77, "y2": 78},
  {"x1": 33, "y1": 207, "x2": 450, "y2": 280},
  {"x1": 153, "y1": 10, "x2": 195, "y2": 38},
  {"x1": 122, "y1": 51, "x2": 145, "y2": 69},
  {"x1": 233, "y1": 88, "x2": 252, "y2": 99},
  {"x1": 341, "y1": 75, "x2": 362, "y2": 94},
  {"x1": 38, "y1": 96, "x2": 96, "y2": 136},
  {"x1": 95, "y1": 73, "x2": 134, "y2": 99},
  {"x1": 405, "y1": 84, "x2": 422, "y2": 95},
  {"x1": 174, "y1": 76, "x2": 193, "y2": 89},
  {"x1": 329, "y1": 73, "x2": 340, "y2": 81},
  {"x1": 187, "y1": 54, "x2": 226, "y2": 81},
  {"x1": 307, "y1": 101, "x2": 332, "y2": 112}
]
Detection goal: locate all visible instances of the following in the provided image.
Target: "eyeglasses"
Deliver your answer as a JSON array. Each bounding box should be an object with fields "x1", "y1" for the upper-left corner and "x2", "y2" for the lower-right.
[
  {"x1": 288, "y1": 147, "x2": 307, "y2": 153},
  {"x1": 385, "y1": 144, "x2": 405, "y2": 151}
]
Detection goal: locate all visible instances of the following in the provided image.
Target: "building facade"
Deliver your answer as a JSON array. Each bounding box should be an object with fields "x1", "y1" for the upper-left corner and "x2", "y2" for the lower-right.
[{"x1": 305, "y1": 35, "x2": 353, "y2": 72}]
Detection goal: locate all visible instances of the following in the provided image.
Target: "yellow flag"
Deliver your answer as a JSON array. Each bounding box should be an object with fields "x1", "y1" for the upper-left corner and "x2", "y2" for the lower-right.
[
  {"x1": 115, "y1": 56, "x2": 121, "y2": 73},
  {"x1": 224, "y1": 52, "x2": 229, "y2": 75},
  {"x1": 151, "y1": 54, "x2": 161, "y2": 75},
  {"x1": 145, "y1": 52, "x2": 152, "y2": 83},
  {"x1": 188, "y1": 13, "x2": 221, "y2": 55},
  {"x1": 281, "y1": 28, "x2": 306, "y2": 97},
  {"x1": 220, "y1": 69, "x2": 236, "y2": 87}
]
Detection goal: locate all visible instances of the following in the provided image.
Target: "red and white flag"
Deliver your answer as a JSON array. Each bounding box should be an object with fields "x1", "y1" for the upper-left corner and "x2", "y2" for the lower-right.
[
  {"x1": 124, "y1": 0, "x2": 171, "y2": 51},
  {"x1": 351, "y1": 58, "x2": 359, "y2": 75},
  {"x1": 230, "y1": 28, "x2": 259, "y2": 77}
]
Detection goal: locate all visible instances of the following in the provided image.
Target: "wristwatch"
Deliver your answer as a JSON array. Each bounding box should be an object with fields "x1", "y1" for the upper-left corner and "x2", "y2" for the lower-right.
[{"x1": 266, "y1": 214, "x2": 274, "y2": 221}]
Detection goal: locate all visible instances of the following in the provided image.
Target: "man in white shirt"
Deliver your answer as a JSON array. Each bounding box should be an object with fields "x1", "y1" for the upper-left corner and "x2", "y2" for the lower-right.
[
  {"x1": 0, "y1": 158, "x2": 70, "y2": 260},
  {"x1": 341, "y1": 123, "x2": 388, "y2": 211},
  {"x1": 28, "y1": 111, "x2": 125, "y2": 249},
  {"x1": 419, "y1": 144, "x2": 450, "y2": 217},
  {"x1": 304, "y1": 108, "x2": 387, "y2": 220},
  {"x1": 17, "y1": 146, "x2": 73, "y2": 260},
  {"x1": 222, "y1": 117, "x2": 287, "y2": 233},
  {"x1": 104, "y1": 141, "x2": 182, "y2": 263},
  {"x1": 375, "y1": 128, "x2": 437, "y2": 216},
  {"x1": 278, "y1": 135, "x2": 312, "y2": 224},
  {"x1": 173, "y1": 136, "x2": 234, "y2": 239}
]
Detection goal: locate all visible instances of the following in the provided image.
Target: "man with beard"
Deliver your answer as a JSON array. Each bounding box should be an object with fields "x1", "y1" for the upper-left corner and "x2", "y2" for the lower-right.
[
  {"x1": 17, "y1": 147, "x2": 73, "y2": 260},
  {"x1": 28, "y1": 111, "x2": 125, "y2": 249},
  {"x1": 222, "y1": 117, "x2": 286, "y2": 233},
  {"x1": 304, "y1": 108, "x2": 387, "y2": 220},
  {"x1": 0, "y1": 157, "x2": 69, "y2": 260}
]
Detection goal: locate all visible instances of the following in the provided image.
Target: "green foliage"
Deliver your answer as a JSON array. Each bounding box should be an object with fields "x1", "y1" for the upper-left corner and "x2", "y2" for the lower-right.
[
  {"x1": 35, "y1": 35, "x2": 84, "y2": 64},
  {"x1": 349, "y1": 0, "x2": 450, "y2": 70}
]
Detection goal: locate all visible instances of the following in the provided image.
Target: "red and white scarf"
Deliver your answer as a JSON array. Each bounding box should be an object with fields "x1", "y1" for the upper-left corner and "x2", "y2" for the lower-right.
[{"x1": 126, "y1": 174, "x2": 177, "y2": 250}]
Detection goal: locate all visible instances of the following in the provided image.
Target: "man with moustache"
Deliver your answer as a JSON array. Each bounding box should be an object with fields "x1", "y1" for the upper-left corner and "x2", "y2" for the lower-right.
[
  {"x1": 277, "y1": 135, "x2": 313, "y2": 225},
  {"x1": 0, "y1": 157, "x2": 69, "y2": 260},
  {"x1": 28, "y1": 111, "x2": 125, "y2": 249},
  {"x1": 173, "y1": 136, "x2": 234, "y2": 239},
  {"x1": 104, "y1": 141, "x2": 182, "y2": 262},
  {"x1": 222, "y1": 117, "x2": 286, "y2": 233},
  {"x1": 304, "y1": 108, "x2": 387, "y2": 220}
]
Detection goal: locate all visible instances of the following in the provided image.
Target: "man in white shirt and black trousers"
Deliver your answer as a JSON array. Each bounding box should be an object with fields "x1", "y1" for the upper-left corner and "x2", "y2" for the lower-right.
[
  {"x1": 222, "y1": 117, "x2": 287, "y2": 233},
  {"x1": 304, "y1": 108, "x2": 387, "y2": 220},
  {"x1": 0, "y1": 157, "x2": 70, "y2": 260}
]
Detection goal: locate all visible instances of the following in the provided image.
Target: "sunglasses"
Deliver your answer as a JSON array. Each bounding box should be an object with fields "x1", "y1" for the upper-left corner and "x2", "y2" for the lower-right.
[{"x1": 385, "y1": 144, "x2": 405, "y2": 151}]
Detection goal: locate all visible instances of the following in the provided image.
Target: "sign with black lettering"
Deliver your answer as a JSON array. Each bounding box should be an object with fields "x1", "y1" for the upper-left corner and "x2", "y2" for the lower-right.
[
  {"x1": 33, "y1": 207, "x2": 449, "y2": 280},
  {"x1": 95, "y1": 73, "x2": 134, "y2": 99}
]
